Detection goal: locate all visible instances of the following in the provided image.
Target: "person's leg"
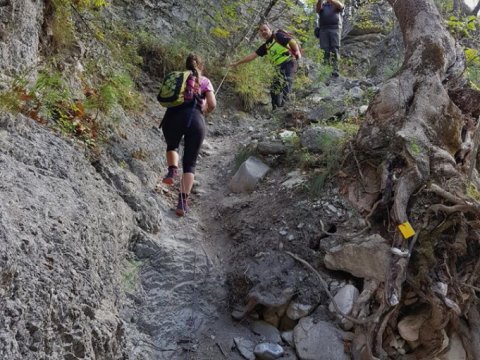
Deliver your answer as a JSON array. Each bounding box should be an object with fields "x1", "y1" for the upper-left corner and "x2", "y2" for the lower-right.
[
  {"x1": 319, "y1": 29, "x2": 331, "y2": 65},
  {"x1": 270, "y1": 68, "x2": 284, "y2": 110},
  {"x1": 329, "y1": 28, "x2": 341, "y2": 76},
  {"x1": 179, "y1": 173, "x2": 194, "y2": 195},
  {"x1": 161, "y1": 113, "x2": 183, "y2": 184},
  {"x1": 166, "y1": 151, "x2": 179, "y2": 167},
  {"x1": 176, "y1": 110, "x2": 205, "y2": 215},
  {"x1": 278, "y1": 60, "x2": 297, "y2": 107}
]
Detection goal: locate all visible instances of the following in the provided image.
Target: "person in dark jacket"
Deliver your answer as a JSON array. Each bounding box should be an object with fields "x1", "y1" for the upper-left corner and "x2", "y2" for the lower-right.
[
  {"x1": 160, "y1": 54, "x2": 216, "y2": 216},
  {"x1": 316, "y1": 0, "x2": 344, "y2": 77},
  {"x1": 230, "y1": 23, "x2": 301, "y2": 110}
]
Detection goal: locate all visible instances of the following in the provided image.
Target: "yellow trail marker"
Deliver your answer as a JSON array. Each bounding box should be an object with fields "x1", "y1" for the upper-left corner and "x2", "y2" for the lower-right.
[{"x1": 398, "y1": 221, "x2": 415, "y2": 239}]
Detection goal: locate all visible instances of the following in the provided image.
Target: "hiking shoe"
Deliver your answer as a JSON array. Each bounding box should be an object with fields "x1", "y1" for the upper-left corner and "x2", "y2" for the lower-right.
[
  {"x1": 175, "y1": 193, "x2": 189, "y2": 216},
  {"x1": 162, "y1": 167, "x2": 178, "y2": 185}
]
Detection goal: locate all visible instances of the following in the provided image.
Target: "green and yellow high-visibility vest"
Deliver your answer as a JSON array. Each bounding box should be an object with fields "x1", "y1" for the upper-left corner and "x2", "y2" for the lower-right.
[{"x1": 265, "y1": 40, "x2": 292, "y2": 66}]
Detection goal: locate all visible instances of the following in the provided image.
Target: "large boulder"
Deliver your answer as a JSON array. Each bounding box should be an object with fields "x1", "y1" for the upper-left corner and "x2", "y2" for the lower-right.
[
  {"x1": 324, "y1": 234, "x2": 391, "y2": 282},
  {"x1": 293, "y1": 318, "x2": 350, "y2": 360},
  {"x1": 0, "y1": 114, "x2": 134, "y2": 359},
  {"x1": 229, "y1": 156, "x2": 269, "y2": 193}
]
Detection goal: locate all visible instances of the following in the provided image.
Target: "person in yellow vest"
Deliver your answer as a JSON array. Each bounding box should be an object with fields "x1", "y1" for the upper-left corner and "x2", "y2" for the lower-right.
[{"x1": 230, "y1": 23, "x2": 301, "y2": 110}]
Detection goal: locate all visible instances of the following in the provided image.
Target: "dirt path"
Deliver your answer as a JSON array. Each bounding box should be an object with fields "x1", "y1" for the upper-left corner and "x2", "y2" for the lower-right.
[{"x1": 123, "y1": 99, "x2": 262, "y2": 359}]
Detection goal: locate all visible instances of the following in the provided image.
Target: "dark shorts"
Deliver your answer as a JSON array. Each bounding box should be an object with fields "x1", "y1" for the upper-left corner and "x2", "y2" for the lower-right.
[
  {"x1": 319, "y1": 27, "x2": 341, "y2": 50},
  {"x1": 161, "y1": 104, "x2": 205, "y2": 174}
]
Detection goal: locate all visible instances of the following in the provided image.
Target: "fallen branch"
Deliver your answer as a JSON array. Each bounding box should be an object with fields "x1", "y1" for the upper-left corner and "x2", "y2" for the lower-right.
[
  {"x1": 350, "y1": 141, "x2": 366, "y2": 185},
  {"x1": 285, "y1": 251, "x2": 380, "y2": 325},
  {"x1": 429, "y1": 183, "x2": 480, "y2": 215},
  {"x1": 428, "y1": 204, "x2": 473, "y2": 215}
]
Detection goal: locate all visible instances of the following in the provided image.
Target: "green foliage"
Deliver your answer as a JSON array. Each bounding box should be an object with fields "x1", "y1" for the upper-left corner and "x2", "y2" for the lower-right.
[
  {"x1": 98, "y1": 21, "x2": 146, "y2": 78},
  {"x1": 211, "y1": 27, "x2": 231, "y2": 39},
  {"x1": 305, "y1": 131, "x2": 347, "y2": 195},
  {"x1": 229, "y1": 48, "x2": 274, "y2": 111},
  {"x1": 136, "y1": 30, "x2": 192, "y2": 78},
  {"x1": 234, "y1": 143, "x2": 258, "y2": 171},
  {"x1": 308, "y1": 171, "x2": 329, "y2": 197},
  {"x1": 284, "y1": 133, "x2": 321, "y2": 170},
  {"x1": 446, "y1": 15, "x2": 479, "y2": 39},
  {"x1": 434, "y1": 0, "x2": 454, "y2": 16},
  {"x1": 30, "y1": 71, "x2": 72, "y2": 115},
  {"x1": 0, "y1": 68, "x2": 114, "y2": 147},
  {"x1": 0, "y1": 90, "x2": 22, "y2": 112},
  {"x1": 0, "y1": 74, "x2": 29, "y2": 113},
  {"x1": 467, "y1": 183, "x2": 480, "y2": 202},
  {"x1": 465, "y1": 48, "x2": 480, "y2": 90},
  {"x1": 48, "y1": 0, "x2": 109, "y2": 50},
  {"x1": 407, "y1": 139, "x2": 422, "y2": 157},
  {"x1": 85, "y1": 72, "x2": 141, "y2": 114},
  {"x1": 329, "y1": 119, "x2": 360, "y2": 137}
]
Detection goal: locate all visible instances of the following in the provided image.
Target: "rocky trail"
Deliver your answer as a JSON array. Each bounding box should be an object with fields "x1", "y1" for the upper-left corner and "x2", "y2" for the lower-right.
[
  {"x1": 122, "y1": 93, "x2": 272, "y2": 359},
  {"x1": 121, "y1": 78, "x2": 365, "y2": 360}
]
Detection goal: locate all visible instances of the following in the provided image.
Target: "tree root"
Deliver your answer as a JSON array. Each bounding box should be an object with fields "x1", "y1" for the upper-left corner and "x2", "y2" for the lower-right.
[
  {"x1": 429, "y1": 183, "x2": 480, "y2": 215},
  {"x1": 285, "y1": 251, "x2": 382, "y2": 325}
]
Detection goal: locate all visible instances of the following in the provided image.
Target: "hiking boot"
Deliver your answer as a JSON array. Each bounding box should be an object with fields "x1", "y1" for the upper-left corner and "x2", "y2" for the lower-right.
[
  {"x1": 162, "y1": 167, "x2": 178, "y2": 185},
  {"x1": 175, "y1": 193, "x2": 189, "y2": 216}
]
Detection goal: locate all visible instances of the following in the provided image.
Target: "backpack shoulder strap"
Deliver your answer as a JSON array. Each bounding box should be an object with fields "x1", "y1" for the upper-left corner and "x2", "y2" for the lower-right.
[{"x1": 272, "y1": 31, "x2": 290, "y2": 49}]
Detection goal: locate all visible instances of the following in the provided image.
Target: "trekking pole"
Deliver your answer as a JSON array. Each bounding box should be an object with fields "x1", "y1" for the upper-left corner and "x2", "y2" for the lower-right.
[{"x1": 214, "y1": 67, "x2": 230, "y2": 97}]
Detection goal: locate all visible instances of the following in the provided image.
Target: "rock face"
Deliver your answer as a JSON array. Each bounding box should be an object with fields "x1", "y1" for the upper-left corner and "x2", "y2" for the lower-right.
[
  {"x1": 0, "y1": 114, "x2": 135, "y2": 359},
  {"x1": 113, "y1": 0, "x2": 221, "y2": 41},
  {"x1": 342, "y1": 1, "x2": 401, "y2": 80},
  {"x1": 293, "y1": 318, "x2": 349, "y2": 360},
  {"x1": 0, "y1": 0, "x2": 44, "y2": 75},
  {"x1": 324, "y1": 234, "x2": 391, "y2": 282}
]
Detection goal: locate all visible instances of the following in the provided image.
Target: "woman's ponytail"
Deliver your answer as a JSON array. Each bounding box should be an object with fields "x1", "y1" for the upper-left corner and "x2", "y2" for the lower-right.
[{"x1": 186, "y1": 54, "x2": 203, "y2": 92}]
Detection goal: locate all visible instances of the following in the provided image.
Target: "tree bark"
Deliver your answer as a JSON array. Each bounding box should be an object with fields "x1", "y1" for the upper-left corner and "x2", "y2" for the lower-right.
[
  {"x1": 471, "y1": 0, "x2": 480, "y2": 16},
  {"x1": 349, "y1": 0, "x2": 480, "y2": 357},
  {"x1": 453, "y1": 0, "x2": 473, "y2": 15}
]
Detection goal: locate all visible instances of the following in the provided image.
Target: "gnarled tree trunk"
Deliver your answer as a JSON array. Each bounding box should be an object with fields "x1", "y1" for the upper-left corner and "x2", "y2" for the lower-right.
[{"x1": 349, "y1": 0, "x2": 480, "y2": 358}]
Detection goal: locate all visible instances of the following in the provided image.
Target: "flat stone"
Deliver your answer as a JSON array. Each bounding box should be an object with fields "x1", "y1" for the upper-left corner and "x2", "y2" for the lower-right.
[
  {"x1": 253, "y1": 343, "x2": 284, "y2": 360},
  {"x1": 293, "y1": 318, "x2": 349, "y2": 360},
  {"x1": 286, "y1": 302, "x2": 314, "y2": 321},
  {"x1": 398, "y1": 314, "x2": 428, "y2": 342},
  {"x1": 251, "y1": 321, "x2": 282, "y2": 343},
  {"x1": 233, "y1": 337, "x2": 255, "y2": 360}
]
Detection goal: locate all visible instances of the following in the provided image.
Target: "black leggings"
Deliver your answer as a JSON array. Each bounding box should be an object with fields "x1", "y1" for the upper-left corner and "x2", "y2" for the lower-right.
[{"x1": 161, "y1": 105, "x2": 206, "y2": 174}]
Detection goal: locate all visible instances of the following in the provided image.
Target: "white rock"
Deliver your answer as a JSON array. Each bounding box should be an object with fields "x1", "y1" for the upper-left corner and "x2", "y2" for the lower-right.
[
  {"x1": 286, "y1": 302, "x2": 314, "y2": 320},
  {"x1": 397, "y1": 314, "x2": 428, "y2": 342},
  {"x1": 328, "y1": 284, "x2": 359, "y2": 316},
  {"x1": 229, "y1": 156, "x2": 269, "y2": 193}
]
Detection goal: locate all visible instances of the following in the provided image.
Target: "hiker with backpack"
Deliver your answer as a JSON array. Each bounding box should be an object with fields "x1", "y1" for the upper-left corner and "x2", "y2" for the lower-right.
[
  {"x1": 230, "y1": 22, "x2": 301, "y2": 110},
  {"x1": 157, "y1": 53, "x2": 216, "y2": 216},
  {"x1": 315, "y1": 0, "x2": 344, "y2": 77}
]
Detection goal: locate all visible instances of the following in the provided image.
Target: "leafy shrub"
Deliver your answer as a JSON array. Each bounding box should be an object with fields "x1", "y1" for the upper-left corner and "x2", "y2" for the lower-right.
[
  {"x1": 228, "y1": 48, "x2": 274, "y2": 111},
  {"x1": 465, "y1": 48, "x2": 480, "y2": 90},
  {"x1": 85, "y1": 72, "x2": 142, "y2": 114},
  {"x1": 446, "y1": 15, "x2": 479, "y2": 39},
  {"x1": 46, "y1": 0, "x2": 108, "y2": 50}
]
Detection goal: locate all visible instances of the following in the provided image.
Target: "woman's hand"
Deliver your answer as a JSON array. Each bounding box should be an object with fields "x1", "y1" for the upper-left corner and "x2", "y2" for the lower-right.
[{"x1": 202, "y1": 91, "x2": 216, "y2": 114}]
